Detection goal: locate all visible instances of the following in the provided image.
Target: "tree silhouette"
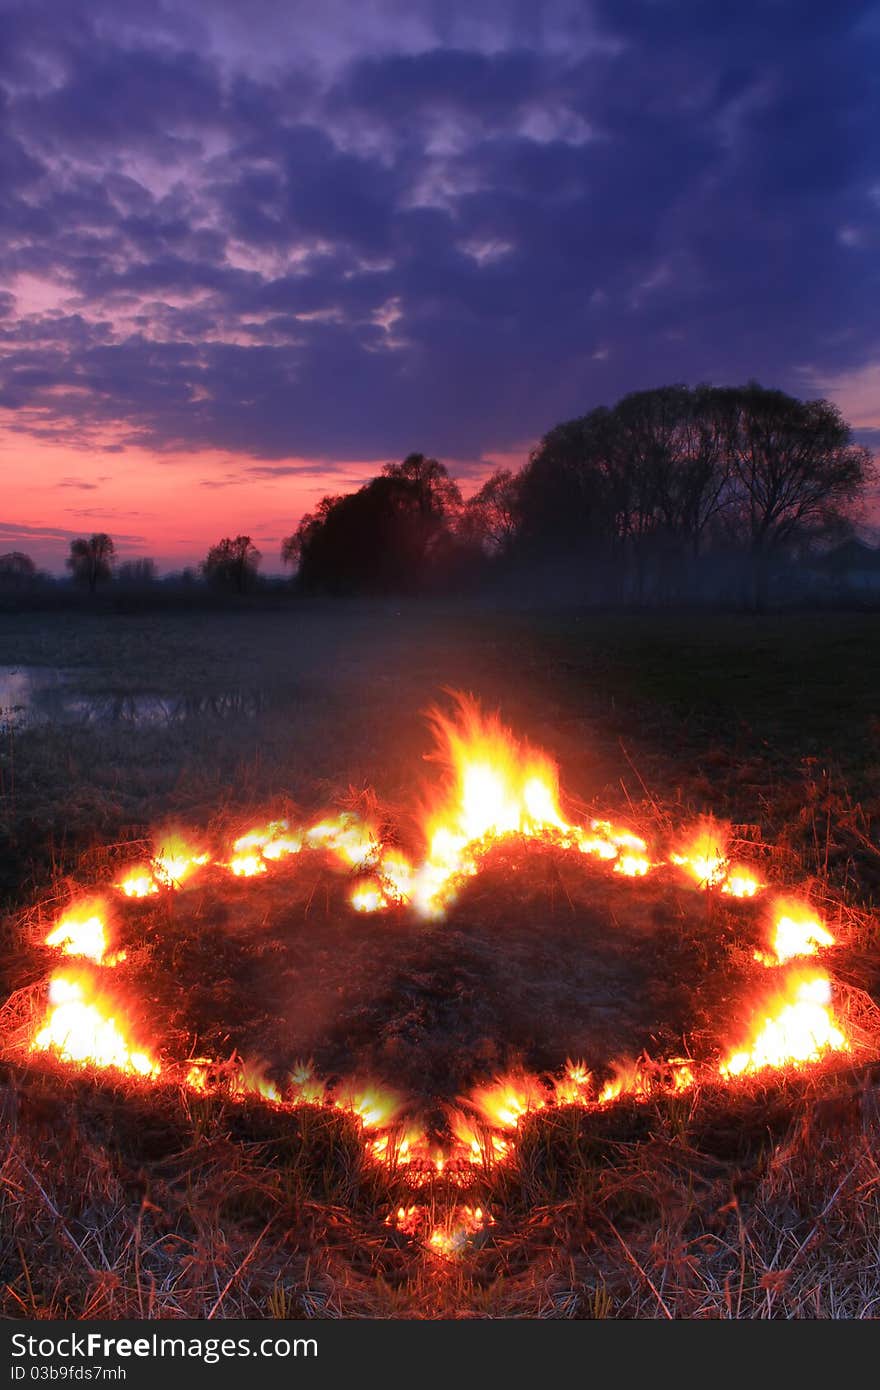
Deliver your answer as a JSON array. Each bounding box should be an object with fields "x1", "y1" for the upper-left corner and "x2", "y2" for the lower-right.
[
  {"x1": 281, "y1": 496, "x2": 341, "y2": 573},
  {"x1": 514, "y1": 384, "x2": 873, "y2": 606},
  {"x1": 462, "y1": 468, "x2": 522, "y2": 553},
  {"x1": 282, "y1": 454, "x2": 462, "y2": 594},
  {"x1": 202, "y1": 535, "x2": 261, "y2": 592},
  {"x1": 717, "y1": 383, "x2": 871, "y2": 609},
  {"x1": 117, "y1": 558, "x2": 157, "y2": 586},
  {"x1": 278, "y1": 388, "x2": 873, "y2": 607},
  {"x1": 67, "y1": 533, "x2": 115, "y2": 593},
  {"x1": 0, "y1": 552, "x2": 36, "y2": 586}
]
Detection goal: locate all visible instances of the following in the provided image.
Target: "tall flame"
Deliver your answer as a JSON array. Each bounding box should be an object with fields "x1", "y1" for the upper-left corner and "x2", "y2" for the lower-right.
[
  {"x1": 31, "y1": 972, "x2": 159, "y2": 1077},
  {"x1": 719, "y1": 970, "x2": 850, "y2": 1077},
  {"x1": 413, "y1": 696, "x2": 569, "y2": 915}
]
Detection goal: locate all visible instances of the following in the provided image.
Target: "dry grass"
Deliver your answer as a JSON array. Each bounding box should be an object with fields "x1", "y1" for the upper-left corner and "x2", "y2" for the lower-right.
[
  {"x1": 3, "y1": 602, "x2": 880, "y2": 1317},
  {"x1": 5, "y1": 1056, "x2": 880, "y2": 1317}
]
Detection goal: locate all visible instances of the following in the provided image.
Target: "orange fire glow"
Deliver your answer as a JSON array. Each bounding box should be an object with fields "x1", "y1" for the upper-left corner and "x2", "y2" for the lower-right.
[
  {"x1": 589, "y1": 820, "x2": 653, "y2": 877},
  {"x1": 754, "y1": 900, "x2": 836, "y2": 966},
  {"x1": 44, "y1": 900, "x2": 125, "y2": 966},
  {"x1": 31, "y1": 972, "x2": 159, "y2": 1077},
  {"x1": 230, "y1": 1060, "x2": 282, "y2": 1103},
  {"x1": 153, "y1": 837, "x2": 210, "y2": 888},
  {"x1": 410, "y1": 696, "x2": 571, "y2": 915},
  {"x1": 467, "y1": 1071, "x2": 547, "y2": 1130},
  {"x1": 334, "y1": 1081, "x2": 402, "y2": 1129},
  {"x1": 553, "y1": 1059, "x2": 593, "y2": 1105},
  {"x1": 17, "y1": 688, "x2": 870, "y2": 1188},
  {"x1": 306, "y1": 813, "x2": 378, "y2": 867},
  {"x1": 118, "y1": 834, "x2": 209, "y2": 895},
  {"x1": 719, "y1": 970, "x2": 850, "y2": 1077},
  {"x1": 287, "y1": 1059, "x2": 327, "y2": 1105},
  {"x1": 428, "y1": 1205, "x2": 490, "y2": 1256},
  {"x1": 670, "y1": 821, "x2": 729, "y2": 887},
  {"x1": 350, "y1": 878, "x2": 387, "y2": 913},
  {"x1": 671, "y1": 822, "x2": 763, "y2": 898},
  {"x1": 226, "y1": 819, "x2": 303, "y2": 876},
  {"x1": 117, "y1": 868, "x2": 160, "y2": 899},
  {"x1": 721, "y1": 866, "x2": 762, "y2": 898}
]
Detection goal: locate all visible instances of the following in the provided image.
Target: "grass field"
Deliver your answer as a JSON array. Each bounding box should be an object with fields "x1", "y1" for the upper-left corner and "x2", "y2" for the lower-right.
[{"x1": 2, "y1": 601, "x2": 880, "y2": 1318}]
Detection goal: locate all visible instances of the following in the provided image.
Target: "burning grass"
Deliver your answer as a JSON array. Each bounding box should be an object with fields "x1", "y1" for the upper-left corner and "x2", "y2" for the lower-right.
[
  {"x1": 4, "y1": 606, "x2": 880, "y2": 1316},
  {"x1": 5, "y1": 1052, "x2": 880, "y2": 1318}
]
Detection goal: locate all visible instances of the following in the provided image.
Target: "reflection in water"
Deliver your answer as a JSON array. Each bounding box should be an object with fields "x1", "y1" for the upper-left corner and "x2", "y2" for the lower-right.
[{"x1": 0, "y1": 667, "x2": 269, "y2": 729}]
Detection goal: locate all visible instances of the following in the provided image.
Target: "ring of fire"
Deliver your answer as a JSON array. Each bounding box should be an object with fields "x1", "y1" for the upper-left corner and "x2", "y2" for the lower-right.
[{"x1": 2, "y1": 692, "x2": 869, "y2": 1254}]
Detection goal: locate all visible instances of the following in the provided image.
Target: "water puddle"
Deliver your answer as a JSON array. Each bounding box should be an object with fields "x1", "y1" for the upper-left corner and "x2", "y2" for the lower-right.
[{"x1": 0, "y1": 666, "x2": 268, "y2": 729}]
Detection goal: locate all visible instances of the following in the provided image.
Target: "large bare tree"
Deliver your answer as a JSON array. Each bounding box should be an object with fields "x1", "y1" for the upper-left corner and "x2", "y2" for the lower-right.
[{"x1": 66, "y1": 533, "x2": 115, "y2": 593}]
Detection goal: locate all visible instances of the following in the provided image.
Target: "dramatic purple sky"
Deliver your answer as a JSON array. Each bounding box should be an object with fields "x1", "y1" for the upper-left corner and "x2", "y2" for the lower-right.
[{"x1": 1, "y1": 0, "x2": 879, "y2": 569}]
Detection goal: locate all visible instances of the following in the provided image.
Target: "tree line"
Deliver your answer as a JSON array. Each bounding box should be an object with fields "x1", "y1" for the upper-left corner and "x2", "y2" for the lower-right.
[
  {"x1": 4, "y1": 382, "x2": 873, "y2": 610},
  {"x1": 282, "y1": 383, "x2": 873, "y2": 609}
]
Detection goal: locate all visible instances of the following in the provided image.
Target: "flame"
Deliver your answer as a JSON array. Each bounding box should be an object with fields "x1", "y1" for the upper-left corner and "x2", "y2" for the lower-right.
[
  {"x1": 153, "y1": 837, "x2": 210, "y2": 889},
  {"x1": 597, "y1": 1061, "x2": 655, "y2": 1106},
  {"x1": 467, "y1": 1071, "x2": 547, "y2": 1130},
  {"x1": 226, "y1": 820, "x2": 302, "y2": 876},
  {"x1": 413, "y1": 696, "x2": 570, "y2": 915},
  {"x1": 427, "y1": 1205, "x2": 491, "y2": 1256},
  {"x1": 334, "y1": 1081, "x2": 402, "y2": 1129},
  {"x1": 118, "y1": 834, "x2": 208, "y2": 895},
  {"x1": 394, "y1": 1124, "x2": 432, "y2": 1166},
  {"x1": 448, "y1": 1108, "x2": 486, "y2": 1162},
  {"x1": 719, "y1": 971, "x2": 850, "y2": 1077},
  {"x1": 554, "y1": 1059, "x2": 593, "y2": 1105},
  {"x1": 350, "y1": 878, "x2": 387, "y2": 913},
  {"x1": 44, "y1": 900, "x2": 125, "y2": 966},
  {"x1": 576, "y1": 833, "x2": 619, "y2": 862},
  {"x1": 227, "y1": 852, "x2": 268, "y2": 878},
  {"x1": 670, "y1": 821, "x2": 729, "y2": 888},
  {"x1": 117, "y1": 869, "x2": 159, "y2": 899},
  {"x1": 230, "y1": 1060, "x2": 282, "y2": 1103},
  {"x1": 671, "y1": 823, "x2": 763, "y2": 897},
  {"x1": 389, "y1": 1205, "x2": 421, "y2": 1235},
  {"x1": 185, "y1": 1059, "x2": 212, "y2": 1092},
  {"x1": 755, "y1": 900, "x2": 836, "y2": 967},
  {"x1": 31, "y1": 972, "x2": 159, "y2": 1077},
  {"x1": 669, "y1": 1060, "x2": 696, "y2": 1092},
  {"x1": 577, "y1": 820, "x2": 653, "y2": 876},
  {"x1": 287, "y1": 1059, "x2": 326, "y2": 1105},
  {"x1": 614, "y1": 852, "x2": 651, "y2": 877},
  {"x1": 349, "y1": 849, "x2": 418, "y2": 913},
  {"x1": 306, "y1": 814, "x2": 378, "y2": 867},
  {"x1": 721, "y1": 866, "x2": 762, "y2": 898},
  {"x1": 447, "y1": 1108, "x2": 509, "y2": 1162},
  {"x1": 378, "y1": 851, "x2": 416, "y2": 903},
  {"x1": 596, "y1": 1056, "x2": 695, "y2": 1104}
]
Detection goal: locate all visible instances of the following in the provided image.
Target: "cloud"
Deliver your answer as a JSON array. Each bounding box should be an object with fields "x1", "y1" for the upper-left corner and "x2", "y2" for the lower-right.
[{"x1": 0, "y1": 0, "x2": 877, "y2": 476}]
